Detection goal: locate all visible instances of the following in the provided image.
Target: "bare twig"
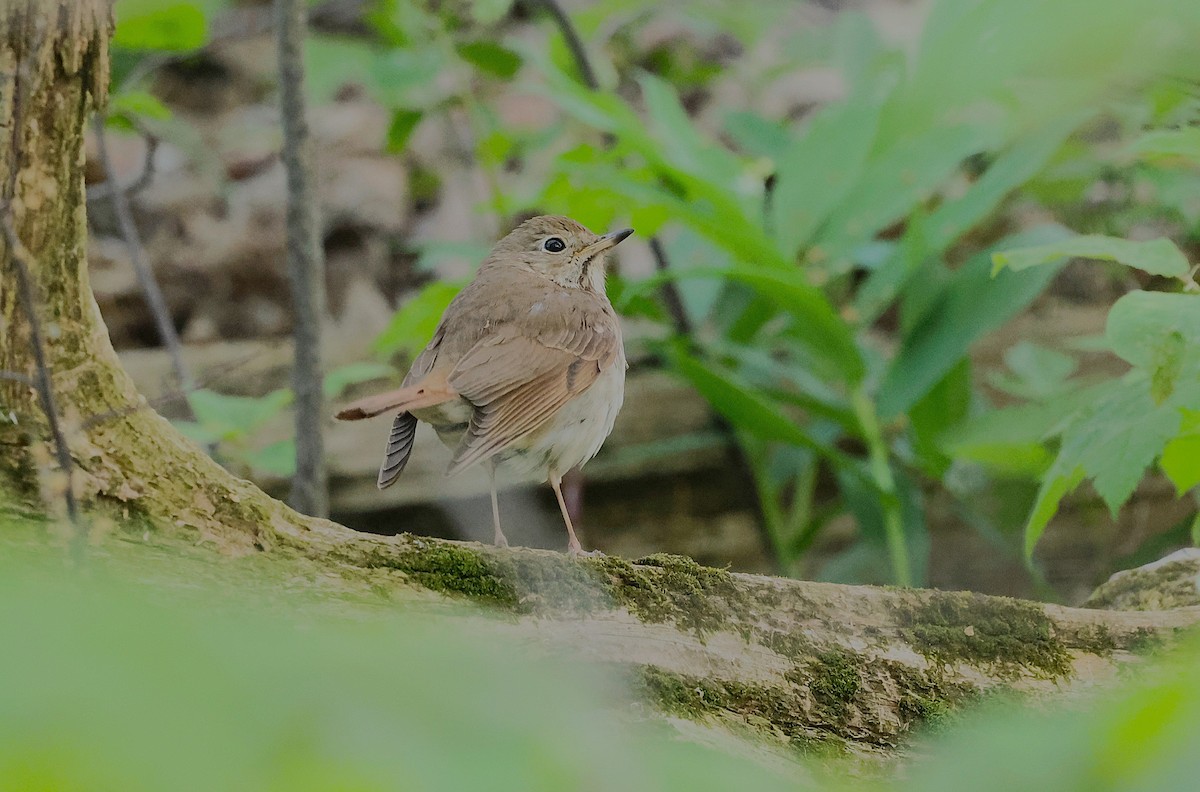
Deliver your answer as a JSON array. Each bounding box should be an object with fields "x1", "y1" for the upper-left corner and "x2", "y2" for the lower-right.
[
  {"x1": 648, "y1": 236, "x2": 693, "y2": 336},
  {"x1": 2, "y1": 218, "x2": 80, "y2": 526},
  {"x1": 86, "y1": 127, "x2": 158, "y2": 203},
  {"x1": 532, "y1": 0, "x2": 600, "y2": 90},
  {"x1": 275, "y1": 0, "x2": 329, "y2": 517},
  {"x1": 2, "y1": 18, "x2": 80, "y2": 531},
  {"x1": 91, "y1": 117, "x2": 194, "y2": 394}
]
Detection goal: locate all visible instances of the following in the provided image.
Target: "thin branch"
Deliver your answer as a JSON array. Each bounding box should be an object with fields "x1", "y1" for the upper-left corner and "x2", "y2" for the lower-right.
[
  {"x1": 91, "y1": 117, "x2": 194, "y2": 393},
  {"x1": 533, "y1": 0, "x2": 600, "y2": 90},
  {"x1": 1, "y1": 218, "x2": 80, "y2": 527},
  {"x1": 2, "y1": 17, "x2": 79, "y2": 531},
  {"x1": 86, "y1": 126, "x2": 158, "y2": 204},
  {"x1": 648, "y1": 236, "x2": 693, "y2": 337},
  {"x1": 275, "y1": 0, "x2": 329, "y2": 518}
]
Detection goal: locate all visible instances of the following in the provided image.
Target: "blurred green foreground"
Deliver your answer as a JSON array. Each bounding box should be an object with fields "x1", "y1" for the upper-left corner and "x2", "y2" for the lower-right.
[{"x1": 2, "y1": 522, "x2": 1198, "y2": 791}]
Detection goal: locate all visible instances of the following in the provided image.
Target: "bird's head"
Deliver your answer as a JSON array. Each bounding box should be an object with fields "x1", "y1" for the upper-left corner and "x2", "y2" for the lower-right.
[{"x1": 484, "y1": 215, "x2": 634, "y2": 292}]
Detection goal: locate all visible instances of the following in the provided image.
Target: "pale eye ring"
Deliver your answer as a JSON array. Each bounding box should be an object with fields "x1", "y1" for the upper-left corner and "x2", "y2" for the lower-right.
[{"x1": 542, "y1": 237, "x2": 567, "y2": 253}]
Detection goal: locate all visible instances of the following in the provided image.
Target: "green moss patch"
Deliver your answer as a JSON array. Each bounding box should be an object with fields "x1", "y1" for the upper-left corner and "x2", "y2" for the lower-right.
[
  {"x1": 884, "y1": 659, "x2": 976, "y2": 734},
  {"x1": 362, "y1": 537, "x2": 520, "y2": 608},
  {"x1": 806, "y1": 651, "x2": 862, "y2": 718},
  {"x1": 896, "y1": 592, "x2": 1071, "y2": 679},
  {"x1": 638, "y1": 666, "x2": 848, "y2": 756},
  {"x1": 593, "y1": 553, "x2": 748, "y2": 636}
]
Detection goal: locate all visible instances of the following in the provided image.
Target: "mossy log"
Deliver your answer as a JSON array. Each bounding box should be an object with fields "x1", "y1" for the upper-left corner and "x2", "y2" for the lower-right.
[{"x1": 2, "y1": 0, "x2": 1200, "y2": 771}]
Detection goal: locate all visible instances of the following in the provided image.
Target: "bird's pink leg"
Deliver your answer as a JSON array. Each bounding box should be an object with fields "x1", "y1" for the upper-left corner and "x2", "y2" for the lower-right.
[
  {"x1": 489, "y1": 463, "x2": 508, "y2": 548},
  {"x1": 550, "y1": 470, "x2": 599, "y2": 557}
]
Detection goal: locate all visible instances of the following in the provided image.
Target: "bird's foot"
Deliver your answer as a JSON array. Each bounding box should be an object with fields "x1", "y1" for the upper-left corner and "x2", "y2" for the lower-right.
[
  {"x1": 493, "y1": 532, "x2": 510, "y2": 549},
  {"x1": 567, "y1": 545, "x2": 604, "y2": 558}
]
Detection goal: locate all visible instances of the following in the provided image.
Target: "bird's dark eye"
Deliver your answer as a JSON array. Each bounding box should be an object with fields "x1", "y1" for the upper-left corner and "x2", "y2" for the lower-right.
[{"x1": 542, "y1": 237, "x2": 566, "y2": 253}]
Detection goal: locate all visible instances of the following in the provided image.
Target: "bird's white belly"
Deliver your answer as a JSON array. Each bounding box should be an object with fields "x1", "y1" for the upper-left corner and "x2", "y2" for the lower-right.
[
  {"x1": 502, "y1": 355, "x2": 626, "y2": 478},
  {"x1": 414, "y1": 355, "x2": 626, "y2": 480}
]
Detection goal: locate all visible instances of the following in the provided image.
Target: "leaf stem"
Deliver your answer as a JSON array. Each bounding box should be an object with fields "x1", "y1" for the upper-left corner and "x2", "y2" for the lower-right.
[{"x1": 851, "y1": 388, "x2": 911, "y2": 586}]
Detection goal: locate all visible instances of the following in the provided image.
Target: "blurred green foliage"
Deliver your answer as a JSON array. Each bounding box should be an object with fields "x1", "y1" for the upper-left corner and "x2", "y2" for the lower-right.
[
  {"x1": 109, "y1": 0, "x2": 1200, "y2": 583},
  {"x1": 3, "y1": 535, "x2": 1200, "y2": 790},
  {"x1": 0, "y1": 540, "x2": 802, "y2": 792}
]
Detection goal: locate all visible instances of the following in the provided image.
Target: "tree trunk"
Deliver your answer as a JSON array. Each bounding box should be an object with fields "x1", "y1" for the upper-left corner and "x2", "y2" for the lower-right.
[{"x1": 1, "y1": 0, "x2": 1197, "y2": 770}]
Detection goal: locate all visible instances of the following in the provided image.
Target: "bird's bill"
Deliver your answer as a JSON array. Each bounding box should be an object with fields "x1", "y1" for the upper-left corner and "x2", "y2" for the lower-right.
[{"x1": 580, "y1": 228, "x2": 634, "y2": 259}]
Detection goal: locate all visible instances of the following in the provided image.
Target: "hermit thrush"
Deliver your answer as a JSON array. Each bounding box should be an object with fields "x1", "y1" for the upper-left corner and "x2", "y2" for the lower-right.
[{"x1": 335, "y1": 215, "x2": 633, "y2": 554}]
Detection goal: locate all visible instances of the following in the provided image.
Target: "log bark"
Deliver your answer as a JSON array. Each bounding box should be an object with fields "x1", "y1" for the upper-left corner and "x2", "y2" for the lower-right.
[{"x1": 1, "y1": 0, "x2": 1198, "y2": 771}]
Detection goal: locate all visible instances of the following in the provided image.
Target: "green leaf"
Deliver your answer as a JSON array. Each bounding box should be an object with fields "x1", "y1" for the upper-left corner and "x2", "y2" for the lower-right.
[
  {"x1": 641, "y1": 266, "x2": 863, "y2": 384},
  {"x1": 816, "y1": 122, "x2": 998, "y2": 269},
  {"x1": 109, "y1": 90, "x2": 173, "y2": 123},
  {"x1": 836, "y1": 466, "x2": 929, "y2": 586},
  {"x1": 373, "y1": 281, "x2": 464, "y2": 358},
  {"x1": 1024, "y1": 465, "x2": 1086, "y2": 560},
  {"x1": 770, "y1": 97, "x2": 881, "y2": 257},
  {"x1": 992, "y1": 235, "x2": 1191, "y2": 279},
  {"x1": 323, "y1": 362, "x2": 396, "y2": 399},
  {"x1": 637, "y1": 73, "x2": 744, "y2": 194},
  {"x1": 925, "y1": 117, "x2": 1078, "y2": 251},
  {"x1": 876, "y1": 226, "x2": 1069, "y2": 419},
  {"x1": 1056, "y1": 377, "x2": 1182, "y2": 514},
  {"x1": 852, "y1": 213, "x2": 928, "y2": 327},
  {"x1": 171, "y1": 419, "x2": 219, "y2": 446},
  {"x1": 723, "y1": 269, "x2": 863, "y2": 384},
  {"x1": 244, "y1": 440, "x2": 297, "y2": 478},
  {"x1": 667, "y1": 347, "x2": 855, "y2": 471},
  {"x1": 303, "y1": 36, "x2": 393, "y2": 104},
  {"x1": 988, "y1": 342, "x2": 1078, "y2": 401},
  {"x1": 942, "y1": 384, "x2": 1107, "y2": 476},
  {"x1": 558, "y1": 158, "x2": 786, "y2": 269},
  {"x1": 114, "y1": 1, "x2": 207, "y2": 52},
  {"x1": 1105, "y1": 291, "x2": 1200, "y2": 371},
  {"x1": 723, "y1": 111, "x2": 792, "y2": 162},
  {"x1": 1150, "y1": 332, "x2": 1186, "y2": 404},
  {"x1": 455, "y1": 41, "x2": 522, "y2": 79},
  {"x1": 909, "y1": 359, "x2": 971, "y2": 477},
  {"x1": 1160, "y1": 410, "x2": 1200, "y2": 495},
  {"x1": 385, "y1": 108, "x2": 423, "y2": 153},
  {"x1": 186, "y1": 389, "x2": 293, "y2": 440},
  {"x1": 1130, "y1": 127, "x2": 1200, "y2": 164}
]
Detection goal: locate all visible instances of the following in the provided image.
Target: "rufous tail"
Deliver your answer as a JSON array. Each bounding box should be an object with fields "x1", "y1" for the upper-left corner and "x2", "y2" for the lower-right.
[{"x1": 334, "y1": 376, "x2": 458, "y2": 420}]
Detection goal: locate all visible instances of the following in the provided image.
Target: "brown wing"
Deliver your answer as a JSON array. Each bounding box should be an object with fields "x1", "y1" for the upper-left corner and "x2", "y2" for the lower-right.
[
  {"x1": 374, "y1": 323, "x2": 453, "y2": 487},
  {"x1": 444, "y1": 309, "x2": 620, "y2": 475}
]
